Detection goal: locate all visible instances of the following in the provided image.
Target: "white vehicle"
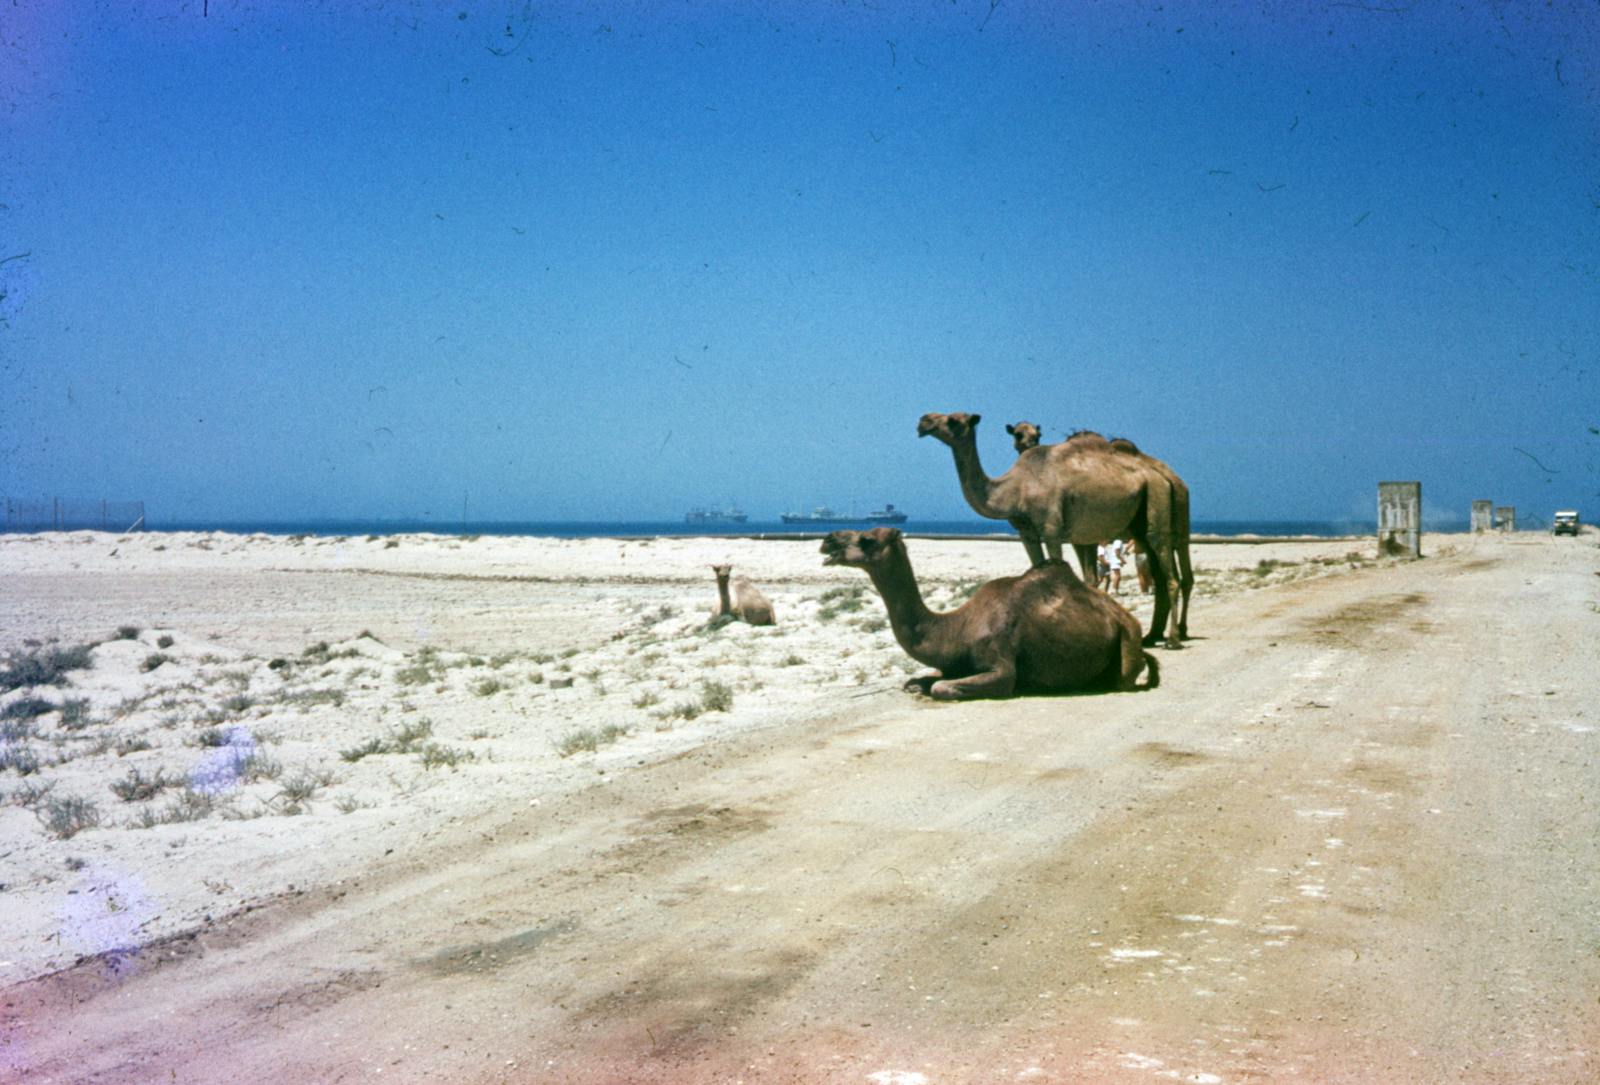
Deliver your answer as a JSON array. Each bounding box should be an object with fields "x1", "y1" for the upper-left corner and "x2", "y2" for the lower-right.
[{"x1": 1552, "y1": 510, "x2": 1580, "y2": 536}]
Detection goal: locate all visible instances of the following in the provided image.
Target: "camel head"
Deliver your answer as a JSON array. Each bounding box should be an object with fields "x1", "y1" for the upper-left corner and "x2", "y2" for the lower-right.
[
  {"x1": 711, "y1": 564, "x2": 732, "y2": 577},
  {"x1": 820, "y1": 526, "x2": 904, "y2": 569},
  {"x1": 1005, "y1": 421, "x2": 1041, "y2": 453},
  {"x1": 916, "y1": 412, "x2": 981, "y2": 447}
]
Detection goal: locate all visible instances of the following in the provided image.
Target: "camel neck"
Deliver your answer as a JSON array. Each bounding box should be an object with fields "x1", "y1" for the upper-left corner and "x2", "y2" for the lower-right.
[
  {"x1": 950, "y1": 440, "x2": 1008, "y2": 518},
  {"x1": 864, "y1": 549, "x2": 936, "y2": 645},
  {"x1": 716, "y1": 577, "x2": 732, "y2": 614}
]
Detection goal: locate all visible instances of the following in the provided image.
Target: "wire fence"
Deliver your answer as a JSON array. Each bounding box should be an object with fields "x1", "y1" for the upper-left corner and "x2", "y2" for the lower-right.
[{"x1": 2, "y1": 498, "x2": 146, "y2": 533}]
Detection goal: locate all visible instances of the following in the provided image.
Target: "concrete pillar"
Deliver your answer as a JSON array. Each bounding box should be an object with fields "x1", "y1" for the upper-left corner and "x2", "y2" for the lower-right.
[
  {"x1": 1495, "y1": 506, "x2": 1516, "y2": 533},
  {"x1": 1378, "y1": 481, "x2": 1422, "y2": 558},
  {"x1": 1471, "y1": 500, "x2": 1493, "y2": 533}
]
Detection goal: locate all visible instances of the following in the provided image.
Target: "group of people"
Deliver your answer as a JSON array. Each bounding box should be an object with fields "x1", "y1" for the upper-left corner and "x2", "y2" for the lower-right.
[{"x1": 1095, "y1": 537, "x2": 1152, "y2": 595}]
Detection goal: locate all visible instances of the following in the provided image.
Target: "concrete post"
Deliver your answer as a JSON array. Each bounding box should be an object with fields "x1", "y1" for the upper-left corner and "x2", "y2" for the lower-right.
[
  {"x1": 1378, "y1": 481, "x2": 1422, "y2": 558},
  {"x1": 1495, "y1": 506, "x2": 1516, "y2": 533},
  {"x1": 1471, "y1": 500, "x2": 1493, "y2": 533}
]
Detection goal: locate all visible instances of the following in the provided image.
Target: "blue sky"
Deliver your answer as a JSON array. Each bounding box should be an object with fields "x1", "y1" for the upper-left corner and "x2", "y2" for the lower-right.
[{"x1": 3, "y1": 1, "x2": 1597, "y2": 526}]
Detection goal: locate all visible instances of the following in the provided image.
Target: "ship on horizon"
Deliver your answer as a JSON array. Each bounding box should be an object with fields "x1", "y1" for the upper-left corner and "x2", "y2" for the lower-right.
[
  {"x1": 684, "y1": 506, "x2": 749, "y2": 524},
  {"x1": 779, "y1": 503, "x2": 909, "y2": 526}
]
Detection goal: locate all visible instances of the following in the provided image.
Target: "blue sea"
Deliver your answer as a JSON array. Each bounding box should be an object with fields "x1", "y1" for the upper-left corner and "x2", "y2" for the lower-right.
[{"x1": 144, "y1": 517, "x2": 1400, "y2": 539}]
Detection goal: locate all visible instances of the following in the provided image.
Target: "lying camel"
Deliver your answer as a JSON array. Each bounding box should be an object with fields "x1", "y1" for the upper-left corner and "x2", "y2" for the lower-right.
[
  {"x1": 1003, "y1": 422, "x2": 1193, "y2": 640},
  {"x1": 710, "y1": 565, "x2": 775, "y2": 626},
  {"x1": 917, "y1": 411, "x2": 1187, "y2": 647},
  {"x1": 820, "y1": 527, "x2": 1157, "y2": 700}
]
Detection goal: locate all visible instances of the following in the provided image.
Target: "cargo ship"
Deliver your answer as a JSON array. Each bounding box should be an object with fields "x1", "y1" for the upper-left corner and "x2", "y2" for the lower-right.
[
  {"x1": 684, "y1": 506, "x2": 749, "y2": 524},
  {"x1": 779, "y1": 504, "x2": 908, "y2": 526}
]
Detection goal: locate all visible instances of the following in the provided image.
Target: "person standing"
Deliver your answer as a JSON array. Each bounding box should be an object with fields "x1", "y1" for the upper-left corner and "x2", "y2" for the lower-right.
[{"x1": 1096, "y1": 539, "x2": 1125, "y2": 593}]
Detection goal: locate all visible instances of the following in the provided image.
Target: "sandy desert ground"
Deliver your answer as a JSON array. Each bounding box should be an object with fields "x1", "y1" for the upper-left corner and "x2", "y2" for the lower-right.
[{"x1": 2, "y1": 526, "x2": 1597, "y2": 1083}]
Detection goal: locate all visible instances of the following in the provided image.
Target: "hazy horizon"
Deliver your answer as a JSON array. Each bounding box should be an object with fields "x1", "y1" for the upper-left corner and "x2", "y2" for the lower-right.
[{"x1": 3, "y1": 3, "x2": 1597, "y2": 527}]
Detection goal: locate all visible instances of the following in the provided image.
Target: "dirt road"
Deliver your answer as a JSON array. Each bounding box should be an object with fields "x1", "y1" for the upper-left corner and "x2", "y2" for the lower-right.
[{"x1": 8, "y1": 534, "x2": 1598, "y2": 1084}]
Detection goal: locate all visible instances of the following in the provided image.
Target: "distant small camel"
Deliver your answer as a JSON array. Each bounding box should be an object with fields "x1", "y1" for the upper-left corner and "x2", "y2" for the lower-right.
[
  {"x1": 711, "y1": 565, "x2": 775, "y2": 626},
  {"x1": 820, "y1": 527, "x2": 1157, "y2": 700}
]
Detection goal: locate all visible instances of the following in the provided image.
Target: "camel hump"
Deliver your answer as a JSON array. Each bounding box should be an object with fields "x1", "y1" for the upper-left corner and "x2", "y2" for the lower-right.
[{"x1": 1108, "y1": 436, "x2": 1142, "y2": 454}]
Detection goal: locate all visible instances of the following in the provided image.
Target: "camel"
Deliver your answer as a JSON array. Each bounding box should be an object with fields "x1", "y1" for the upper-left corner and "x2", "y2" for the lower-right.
[
  {"x1": 819, "y1": 527, "x2": 1157, "y2": 700},
  {"x1": 917, "y1": 411, "x2": 1190, "y2": 647},
  {"x1": 710, "y1": 565, "x2": 775, "y2": 626},
  {"x1": 1005, "y1": 420, "x2": 1042, "y2": 453}
]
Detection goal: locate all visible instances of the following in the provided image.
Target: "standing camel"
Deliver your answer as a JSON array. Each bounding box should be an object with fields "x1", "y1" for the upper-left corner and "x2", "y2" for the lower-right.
[
  {"x1": 820, "y1": 527, "x2": 1157, "y2": 699},
  {"x1": 1005, "y1": 422, "x2": 1194, "y2": 640},
  {"x1": 917, "y1": 411, "x2": 1188, "y2": 647}
]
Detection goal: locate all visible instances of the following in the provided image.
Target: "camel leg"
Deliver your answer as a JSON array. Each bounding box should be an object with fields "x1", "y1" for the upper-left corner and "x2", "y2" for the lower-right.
[
  {"x1": 903, "y1": 672, "x2": 943, "y2": 695},
  {"x1": 1074, "y1": 543, "x2": 1098, "y2": 585},
  {"x1": 929, "y1": 662, "x2": 1017, "y2": 701},
  {"x1": 1018, "y1": 532, "x2": 1047, "y2": 569},
  {"x1": 1136, "y1": 532, "x2": 1180, "y2": 649},
  {"x1": 1174, "y1": 540, "x2": 1194, "y2": 640},
  {"x1": 1045, "y1": 539, "x2": 1066, "y2": 565}
]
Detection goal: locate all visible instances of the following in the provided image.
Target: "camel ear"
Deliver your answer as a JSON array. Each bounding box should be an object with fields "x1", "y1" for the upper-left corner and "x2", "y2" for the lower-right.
[
  {"x1": 869, "y1": 526, "x2": 901, "y2": 545},
  {"x1": 1005, "y1": 423, "x2": 1016, "y2": 435},
  {"x1": 968, "y1": 413, "x2": 981, "y2": 428}
]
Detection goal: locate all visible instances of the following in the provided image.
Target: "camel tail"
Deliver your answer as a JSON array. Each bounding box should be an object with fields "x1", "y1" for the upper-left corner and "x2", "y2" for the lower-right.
[{"x1": 1142, "y1": 651, "x2": 1161, "y2": 690}]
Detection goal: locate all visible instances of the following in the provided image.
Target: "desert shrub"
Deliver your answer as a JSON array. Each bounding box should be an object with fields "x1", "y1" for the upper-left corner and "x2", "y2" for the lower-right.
[
  {"x1": 115, "y1": 735, "x2": 153, "y2": 756},
  {"x1": 418, "y1": 742, "x2": 474, "y2": 770},
  {"x1": 699, "y1": 680, "x2": 734, "y2": 714},
  {"x1": 472, "y1": 677, "x2": 505, "y2": 697},
  {"x1": 395, "y1": 662, "x2": 439, "y2": 686},
  {"x1": 554, "y1": 728, "x2": 599, "y2": 756},
  {"x1": 1, "y1": 643, "x2": 95, "y2": 692},
  {"x1": 780, "y1": 653, "x2": 805, "y2": 667},
  {"x1": 156, "y1": 634, "x2": 175, "y2": 649},
  {"x1": 58, "y1": 699, "x2": 93, "y2": 730},
  {"x1": 665, "y1": 700, "x2": 703, "y2": 722},
  {"x1": 632, "y1": 690, "x2": 661, "y2": 709},
  {"x1": 554, "y1": 723, "x2": 629, "y2": 757},
  {"x1": 282, "y1": 687, "x2": 345, "y2": 708},
  {"x1": 817, "y1": 586, "x2": 867, "y2": 622},
  {"x1": 110, "y1": 767, "x2": 176, "y2": 803},
  {"x1": 141, "y1": 653, "x2": 173, "y2": 673},
  {"x1": 1, "y1": 718, "x2": 38, "y2": 741},
  {"x1": 701, "y1": 614, "x2": 737, "y2": 634},
  {"x1": 340, "y1": 736, "x2": 386, "y2": 763},
  {"x1": 273, "y1": 769, "x2": 331, "y2": 808},
  {"x1": 0, "y1": 744, "x2": 42, "y2": 775},
  {"x1": 37, "y1": 795, "x2": 101, "y2": 839},
  {"x1": 115, "y1": 625, "x2": 141, "y2": 640},
  {"x1": 7, "y1": 780, "x2": 55, "y2": 808},
  {"x1": 340, "y1": 718, "x2": 433, "y2": 761},
  {"x1": 854, "y1": 616, "x2": 888, "y2": 633},
  {"x1": 221, "y1": 694, "x2": 254, "y2": 714}
]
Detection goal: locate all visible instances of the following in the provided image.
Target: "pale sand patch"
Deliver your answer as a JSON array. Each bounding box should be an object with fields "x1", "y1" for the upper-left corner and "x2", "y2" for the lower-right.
[{"x1": 0, "y1": 528, "x2": 1451, "y2": 980}]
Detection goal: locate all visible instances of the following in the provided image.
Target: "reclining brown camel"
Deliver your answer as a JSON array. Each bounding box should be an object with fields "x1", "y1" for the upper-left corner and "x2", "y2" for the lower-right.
[
  {"x1": 820, "y1": 527, "x2": 1158, "y2": 700},
  {"x1": 1004, "y1": 422, "x2": 1194, "y2": 640},
  {"x1": 710, "y1": 565, "x2": 775, "y2": 626},
  {"x1": 917, "y1": 411, "x2": 1188, "y2": 646}
]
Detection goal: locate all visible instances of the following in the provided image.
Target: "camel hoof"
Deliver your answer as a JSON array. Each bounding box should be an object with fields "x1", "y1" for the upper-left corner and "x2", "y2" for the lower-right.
[
  {"x1": 928, "y1": 681, "x2": 963, "y2": 701},
  {"x1": 903, "y1": 676, "x2": 937, "y2": 695},
  {"x1": 1164, "y1": 638, "x2": 1183, "y2": 651},
  {"x1": 1141, "y1": 634, "x2": 1161, "y2": 648}
]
